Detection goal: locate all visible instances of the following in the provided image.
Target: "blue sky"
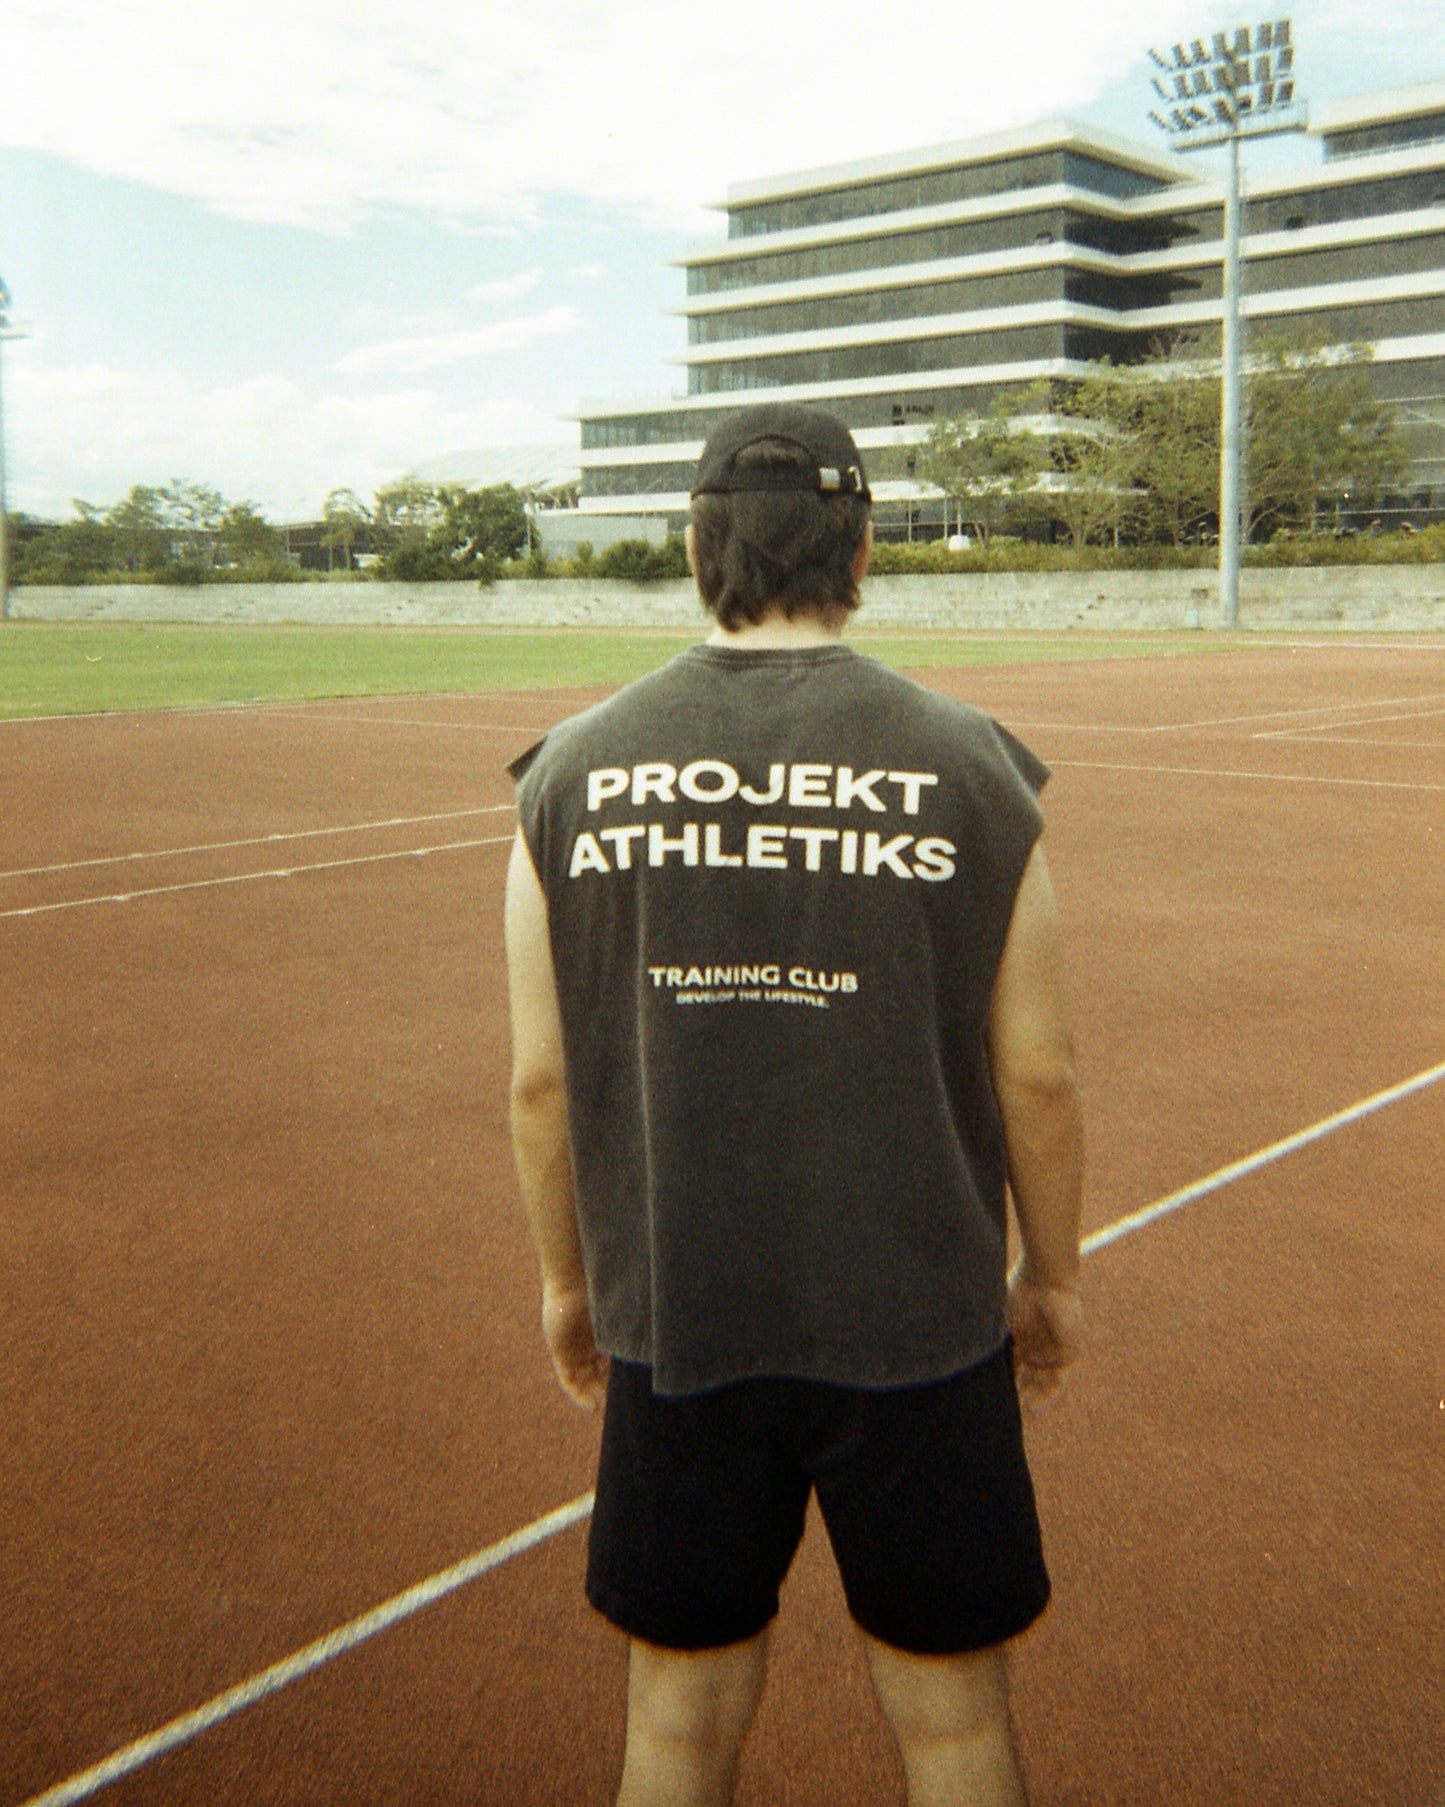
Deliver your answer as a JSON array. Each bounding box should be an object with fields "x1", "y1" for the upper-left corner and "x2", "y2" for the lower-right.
[{"x1": 0, "y1": 0, "x2": 1439, "y2": 522}]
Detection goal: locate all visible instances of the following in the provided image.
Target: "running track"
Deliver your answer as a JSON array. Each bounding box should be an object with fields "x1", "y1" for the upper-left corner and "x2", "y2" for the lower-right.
[{"x1": 1, "y1": 641, "x2": 1441, "y2": 1804}]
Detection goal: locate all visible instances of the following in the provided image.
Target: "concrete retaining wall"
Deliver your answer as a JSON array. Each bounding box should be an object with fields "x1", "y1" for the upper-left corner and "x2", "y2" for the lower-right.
[{"x1": 9, "y1": 564, "x2": 1445, "y2": 633}]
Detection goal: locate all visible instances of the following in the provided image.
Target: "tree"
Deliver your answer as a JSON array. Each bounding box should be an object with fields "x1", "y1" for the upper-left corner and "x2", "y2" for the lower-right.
[
  {"x1": 1244, "y1": 335, "x2": 1408, "y2": 536},
  {"x1": 88, "y1": 485, "x2": 169, "y2": 573},
  {"x1": 1122, "y1": 349, "x2": 1219, "y2": 547},
  {"x1": 921, "y1": 397, "x2": 1043, "y2": 546},
  {"x1": 320, "y1": 487, "x2": 372, "y2": 573},
  {"x1": 436, "y1": 484, "x2": 528, "y2": 575},
  {"x1": 1058, "y1": 346, "x2": 1217, "y2": 548},
  {"x1": 153, "y1": 479, "x2": 226, "y2": 570},
  {"x1": 372, "y1": 480, "x2": 528, "y2": 580},
  {"x1": 1032, "y1": 373, "x2": 1150, "y2": 548},
  {"x1": 372, "y1": 479, "x2": 442, "y2": 549},
  {"x1": 216, "y1": 502, "x2": 282, "y2": 568},
  {"x1": 13, "y1": 507, "x2": 123, "y2": 582}
]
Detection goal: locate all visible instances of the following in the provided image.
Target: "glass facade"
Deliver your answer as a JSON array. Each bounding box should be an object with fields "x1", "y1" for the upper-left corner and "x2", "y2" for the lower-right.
[
  {"x1": 689, "y1": 209, "x2": 1068, "y2": 296},
  {"x1": 1250, "y1": 294, "x2": 1445, "y2": 345},
  {"x1": 1367, "y1": 356, "x2": 1445, "y2": 402},
  {"x1": 1324, "y1": 111, "x2": 1445, "y2": 160},
  {"x1": 1245, "y1": 168, "x2": 1445, "y2": 235},
  {"x1": 1065, "y1": 211, "x2": 1194, "y2": 255},
  {"x1": 726, "y1": 150, "x2": 1169, "y2": 241},
  {"x1": 688, "y1": 268, "x2": 1068, "y2": 345},
  {"x1": 584, "y1": 462, "x2": 695, "y2": 498},
  {"x1": 1119, "y1": 233, "x2": 1445, "y2": 308},
  {"x1": 688, "y1": 323, "x2": 1071, "y2": 393},
  {"x1": 583, "y1": 410, "x2": 720, "y2": 450},
  {"x1": 1246, "y1": 232, "x2": 1445, "y2": 295},
  {"x1": 728, "y1": 152, "x2": 1068, "y2": 238}
]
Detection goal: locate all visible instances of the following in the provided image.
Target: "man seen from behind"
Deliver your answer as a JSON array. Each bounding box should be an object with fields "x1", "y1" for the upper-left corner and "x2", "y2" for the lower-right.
[{"x1": 505, "y1": 402, "x2": 1085, "y2": 1806}]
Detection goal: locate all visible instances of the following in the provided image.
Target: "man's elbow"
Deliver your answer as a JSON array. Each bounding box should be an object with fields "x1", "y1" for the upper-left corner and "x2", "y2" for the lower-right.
[
  {"x1": 511, "y1": 1062, "x2": 567, "y2": 1118},
  {"x1": 993, "y1": 1042, "x2": 1081, "y2": 1117}
]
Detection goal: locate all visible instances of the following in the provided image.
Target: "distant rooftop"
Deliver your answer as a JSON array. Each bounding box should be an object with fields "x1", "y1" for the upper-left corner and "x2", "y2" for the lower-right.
[
  {"x1": 712, "y1": 116, "x2": 1189, "y2": 212},
  {"x1": 1317, "y1": 78, "x2": 1445, "y2": 135}
]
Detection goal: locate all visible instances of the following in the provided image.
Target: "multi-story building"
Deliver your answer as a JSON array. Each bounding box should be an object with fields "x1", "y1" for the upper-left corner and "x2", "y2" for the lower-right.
[{"x1": 575, "y1": 78, "x2": 1445, "y2": 536}]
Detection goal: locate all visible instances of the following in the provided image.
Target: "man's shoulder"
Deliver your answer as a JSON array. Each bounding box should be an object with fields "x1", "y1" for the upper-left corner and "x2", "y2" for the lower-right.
[
  {"x1": 841, "y1": 650, "x2": 1027, "y2": 741},
  {"x1": 509, "y1": 647, "x2": 706, "y2": 784}
]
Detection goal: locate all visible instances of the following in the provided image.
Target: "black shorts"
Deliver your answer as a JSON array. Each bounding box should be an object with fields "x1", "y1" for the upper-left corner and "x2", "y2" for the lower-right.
[{"x1": 586, "y1": 1340, "x2": 1050, "y2": 1655}]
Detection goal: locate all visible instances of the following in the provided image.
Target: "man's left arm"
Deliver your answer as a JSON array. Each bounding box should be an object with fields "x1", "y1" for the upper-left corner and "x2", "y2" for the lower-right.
[{"x1": 503, "y1": 827, "x2": 607, "y2": 1411}]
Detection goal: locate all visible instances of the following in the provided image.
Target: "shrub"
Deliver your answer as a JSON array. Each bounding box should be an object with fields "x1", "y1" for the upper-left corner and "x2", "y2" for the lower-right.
[
  {"x1": 595, "y1": 536, "x2": 689, "y2": 583},
  {"x1": 379, "y1": 541, "x2": 455, "y2": 581}
]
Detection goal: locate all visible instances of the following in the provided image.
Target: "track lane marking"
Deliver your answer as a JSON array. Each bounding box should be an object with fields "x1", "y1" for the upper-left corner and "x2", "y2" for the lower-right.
[
  {"x1": 1082, "y1": 1059, "x2": 1445, "y2": 1254},
  {"x1": 0, "y1": 808, "x2": 514, "y2": 883},
  {"x1": 259, "y1": 714, "x2": 557, "y2": 732},
  {"x1": 12, "y1": 1059, "x2": 1444, "y2": 1807},
  {"x1": 1255, "y1": 704, "x2": 1445, "y2": 739},
  {"x1": 1255, "y1": 734, "x2": 1445, "y2": 751},
  {"x1": 1147, "y1": 689, "x2": 1445, "y2": 731},
  {"x1": 0, "y1": 837, "x2": 514, "y2": 920},
  {"x1": 1003, "y1": 695, "x2": 1445, "y2": 739},
  {"x1": 1050, "y1": 759, "x2": 1445, "y2": 793},
  {"x1": 14, "y1": 1495, "x2": 596, "y2": 1807}
]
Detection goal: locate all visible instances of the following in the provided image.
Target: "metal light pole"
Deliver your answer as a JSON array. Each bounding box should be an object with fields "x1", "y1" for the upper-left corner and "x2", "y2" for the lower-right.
[
  {"x1": 1148, "y1": 19, "x2": 1307, "y2": 628},
  {"x1": 0, "y1": 277, "x2": 13, "y2": 621}
]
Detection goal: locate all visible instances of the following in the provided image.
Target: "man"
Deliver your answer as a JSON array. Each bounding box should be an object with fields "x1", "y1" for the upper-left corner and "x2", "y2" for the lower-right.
[{"x1": 505, "y1": 402, "x2": 1084, "y2": 1807}]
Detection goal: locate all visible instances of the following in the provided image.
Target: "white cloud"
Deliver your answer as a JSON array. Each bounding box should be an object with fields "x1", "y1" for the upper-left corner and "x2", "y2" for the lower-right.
[
  {"x1": 335, "y1": 305, "x2": 582, "y2": 375},
  {"x1": 470, "y1": 269, "x2": 543, "y2": 305},
  {"x1": 7, "y1": 0, "x2": 1422, "y2": 233},
  {"x1": 5, "y1": 358, "x2": 576, "y2": 519},
  {"x1": 339, "y1": 304, "x2": 459, "y2": 338}
]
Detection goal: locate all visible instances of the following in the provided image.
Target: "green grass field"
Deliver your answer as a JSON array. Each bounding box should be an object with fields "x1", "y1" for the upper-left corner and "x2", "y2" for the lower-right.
[{"x1": 0, "y1": 621, "x2": 1236, "y2": 720}]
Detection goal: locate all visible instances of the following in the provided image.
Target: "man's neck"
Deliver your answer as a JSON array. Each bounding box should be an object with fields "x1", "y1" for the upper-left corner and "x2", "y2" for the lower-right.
[{"x1": 707, "y1": 607, "x2": 846, "y2": 650}]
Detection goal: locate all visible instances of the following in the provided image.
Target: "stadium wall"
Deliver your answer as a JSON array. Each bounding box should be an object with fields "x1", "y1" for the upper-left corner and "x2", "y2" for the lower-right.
[{"x1": 9, "y1": 567, "x2": 1445, "y2": 632}]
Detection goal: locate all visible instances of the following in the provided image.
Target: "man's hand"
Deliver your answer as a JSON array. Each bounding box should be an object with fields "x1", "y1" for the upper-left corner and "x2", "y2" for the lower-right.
[
  {"x1": 1007, "y1": 1270, "x2": 1084, "y2": 1412},
  {"x1": 543, "y1": 1282, "x2": 608, "y2": 1412}
]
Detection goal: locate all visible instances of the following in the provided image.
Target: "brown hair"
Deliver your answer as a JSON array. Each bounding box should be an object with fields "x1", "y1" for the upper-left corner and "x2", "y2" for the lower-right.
[{"x1": 689, "y1": 438, "x2": 870, "y2": 632}]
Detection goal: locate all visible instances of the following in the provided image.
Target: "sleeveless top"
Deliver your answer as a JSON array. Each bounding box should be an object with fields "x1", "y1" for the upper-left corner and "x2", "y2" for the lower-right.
[{"x1": 511, "y1": 643, "x2": 1048, "y2": 1395}]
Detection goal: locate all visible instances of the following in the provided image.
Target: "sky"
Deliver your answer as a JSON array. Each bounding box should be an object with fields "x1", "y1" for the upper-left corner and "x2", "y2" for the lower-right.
[{"x1": 0, "y1": 0, "x2": 1440, "y2": 522}]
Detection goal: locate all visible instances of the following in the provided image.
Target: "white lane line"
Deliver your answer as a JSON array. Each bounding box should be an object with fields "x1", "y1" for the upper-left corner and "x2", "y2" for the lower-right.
[
  {"x1": 1255, "y1": 704, "x2": 1445, "y2": 739},
  {"x1": 264, "y1": 714, "x2": 556, "y2": 733},
  {"x1": 1151, "y1": 690, "x2": 1445, "y2": 732},
  {"x1": 13, "y1": 1059, "x2": 1444, "y2": 1807},
  {"x1": 1243, "y1": 640, "x2": 1445, "y2": 653},
  {"x1": 993, "y1": 720, "x2": 1160, "y2": 736},
  {"x1": 0, "y1": 702, "x2": 265, "y2": 727},
  {"x1": 1083, "y1": 1059, "x2": 1445, "y2": 1254},
  {"x1": 1259, "y1": 734, "x2": 1445, "y2": 752},
  {"x1": 15, "y1": 1494, "x2": 596, "y2": 1807},
  {"x1": 0, "y1": 808, "x2": 514, "y2": 883},
  {"x1": 0, "y1": 837, "x2": 514, "y2": 920},
  {"x1": 1050, "y1": 758, "x2": 1445, "y2": 794},
  {"x1": 1003, "y1": 696, "x2": 1445, "y2": 740}
]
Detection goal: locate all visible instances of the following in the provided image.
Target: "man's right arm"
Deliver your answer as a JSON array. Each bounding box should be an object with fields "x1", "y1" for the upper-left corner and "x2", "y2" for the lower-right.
[
  {"x1": 986, "y1": 840, "x2": 1086, "y2": 1406},
  {"x1": 503, "y1": 827, "x2": 608, "y2": 1412}
]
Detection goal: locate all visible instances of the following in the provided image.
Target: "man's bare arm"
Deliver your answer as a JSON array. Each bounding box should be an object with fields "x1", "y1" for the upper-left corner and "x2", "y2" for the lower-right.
[
  {"x1": 503, "y1": 828, "x2": 607, "y2": 1411},
  {"x1": 987, "y1": 840, "x2": 1085, "y2": 1405}
]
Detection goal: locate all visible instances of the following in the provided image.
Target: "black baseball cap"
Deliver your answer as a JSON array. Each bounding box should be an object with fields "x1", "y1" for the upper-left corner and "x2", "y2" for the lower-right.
[{"x1": 692, "y1": 402, "x2": 871, "y2": 501}]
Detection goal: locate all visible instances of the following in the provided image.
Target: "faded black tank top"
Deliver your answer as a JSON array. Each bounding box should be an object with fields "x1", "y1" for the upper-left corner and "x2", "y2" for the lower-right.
[{"x1": 511, "y1": 643, "x2": 1048, "y2": 1395}]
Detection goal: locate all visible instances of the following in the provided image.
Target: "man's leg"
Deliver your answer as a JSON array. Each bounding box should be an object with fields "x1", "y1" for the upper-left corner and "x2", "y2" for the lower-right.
[
  {"x1": 616, "y1": 1630, "x2": 771, "y2": 1807},
  {"x1": 863, "y1": 1635, "x2": 1028, "y2": 1807}
]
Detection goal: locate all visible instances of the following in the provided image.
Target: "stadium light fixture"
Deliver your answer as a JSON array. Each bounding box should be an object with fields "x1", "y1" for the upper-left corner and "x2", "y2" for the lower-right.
[
  {"x1": 0, "y1": 275, "x2": 17, "y2": 622},
  {"x1": 1147, "y1": 18, "x2": 1307, "y2": 628}
]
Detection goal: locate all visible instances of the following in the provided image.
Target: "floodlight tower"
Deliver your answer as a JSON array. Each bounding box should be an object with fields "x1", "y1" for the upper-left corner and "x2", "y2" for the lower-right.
[
  {"x1": 1147, "y1": 19, "x2": 1307, "y2": 627},
  {"x1": 0, "y1": 276, "x2": 14, "y2": 621}
]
